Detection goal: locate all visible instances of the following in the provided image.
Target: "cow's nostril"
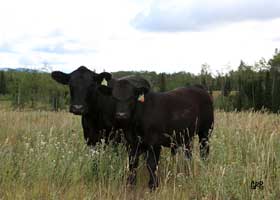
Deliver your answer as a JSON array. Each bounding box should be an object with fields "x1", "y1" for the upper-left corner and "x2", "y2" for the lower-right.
[
  {"x1": 70, "y1": 105, "x2": 84, "y2": 115},
  {"x1": 73, "y1": 105, "x2": 83, "y2": 110},
  {"x1": 116, "y1": 112, "x2": 127, "y2": 119}
]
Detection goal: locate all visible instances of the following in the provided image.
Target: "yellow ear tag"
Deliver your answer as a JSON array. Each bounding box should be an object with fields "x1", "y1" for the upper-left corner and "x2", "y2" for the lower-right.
[
  {"x1": 138, "y1": 94, "x2": 145, "y2": 103},
  {"x1": 101, "y1": 78, "x2": 108, "y2": 86}
]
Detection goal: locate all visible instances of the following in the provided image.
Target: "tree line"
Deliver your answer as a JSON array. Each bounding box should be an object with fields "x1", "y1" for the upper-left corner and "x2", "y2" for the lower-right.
[
  {"x1": 0, "y1": 70, "x2": 69, "y2": 110},
  {"x1": 0, "y1": 50, "x2": 280, "y2": 112}
]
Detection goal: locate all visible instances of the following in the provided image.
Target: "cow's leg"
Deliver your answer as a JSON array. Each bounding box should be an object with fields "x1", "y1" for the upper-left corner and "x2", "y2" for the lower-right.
[
  {"x1": 127, "y1": 143, "x2": 143, "y2": 186},
  {"x1": 184, "y1": 128, "x2": 194, "y2": 160},
  {"x1": 199, "y1": 121, "x2": 214, "y2": 160},
  {"x1": 146, "y1": 145, "x2": 161, "y2": 190},
  {"x1": 199, "y1": 133, "x2": 209, "y2": 160},
  {"x1": 82, "y1": 115, "x2": 90, "y2": 145},
  {"x1": 82, "y1": 115, "x2": 99, "y2": 146},
  {"x1": 171, "y1": 145, "x2": 177, "y2": 156},
  {"x1": 184, "y1": 138, "x2": 193, "y2": 160}
]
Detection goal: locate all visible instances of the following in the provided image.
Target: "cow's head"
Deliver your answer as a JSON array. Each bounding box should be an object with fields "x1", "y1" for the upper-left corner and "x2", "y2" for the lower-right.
[
  {"x1": 51, "y1": 66, "x2": 111, "y2": 115},
  {"x1": 99, "y1": 75, "x2": 150, "y2": 121}
]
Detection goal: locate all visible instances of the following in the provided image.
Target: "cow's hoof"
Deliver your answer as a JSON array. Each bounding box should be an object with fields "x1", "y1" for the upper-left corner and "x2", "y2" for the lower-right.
[
  {"x1": 185, "y1": 150, "x2": 192, "y2": 160},
  {"x1": 200, "y1": 147, "x2": 209, "y2": 160},
  {"x1": 200, "y1": 153, "x2": 209, "y2": 161},
  {"x1": 148, "y1": 179, "x2": 159, "y2": 191},
  {"x1": 171, "y1": 147, "x2": 177, "y2": 156}
]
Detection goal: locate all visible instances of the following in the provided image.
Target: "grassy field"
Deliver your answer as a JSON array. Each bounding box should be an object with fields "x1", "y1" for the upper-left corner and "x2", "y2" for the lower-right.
[{"x1": 0, "y1": 109, "x2": 280, "y2": 200}]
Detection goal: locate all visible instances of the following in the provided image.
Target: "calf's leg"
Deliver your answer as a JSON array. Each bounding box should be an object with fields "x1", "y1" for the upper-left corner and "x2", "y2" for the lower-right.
[
  {"x1": 171, "y1": 145, "x2": 177, "y2": 156},
  {"x1": 127, "y1": 143, "x2": 143, "y2": 186},
  {"x1": 198, "y1": 128, "x2": 211, "y2": 160},
  {"x1": 199, "y1": 135, "x2": 209, "y2": 160},
  {"x1": 184, "y1": 128, "x2": 194, "y2": 160},
  {"x1": 146, "y1": 145, "x2": 161, "y2": 190},
  {"x1": 184, "y1": 139, "x2": 193, "y2": 160}
]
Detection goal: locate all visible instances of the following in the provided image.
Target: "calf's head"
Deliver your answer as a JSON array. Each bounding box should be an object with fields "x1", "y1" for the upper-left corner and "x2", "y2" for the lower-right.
[
  {"x1": 51, "y1": 66, "x2": 111, "y2": 115},
  {"x1": 99, "y1": 79, "x2": 149, "y2": 121}
]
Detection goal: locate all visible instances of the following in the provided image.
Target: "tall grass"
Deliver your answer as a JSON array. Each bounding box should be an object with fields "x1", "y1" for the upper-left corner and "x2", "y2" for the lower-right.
[{"x1": 0, "y1": 110, "x2": 279, "y2": 199}]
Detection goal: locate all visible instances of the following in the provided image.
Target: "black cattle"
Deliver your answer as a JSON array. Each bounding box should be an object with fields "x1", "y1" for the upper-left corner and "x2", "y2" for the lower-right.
[
  {"x1": 51, "y1": 66, "x2": 117, "y2": 146},
  {"x1": 99, "y1": 78, "x2": 214, "y2": 190},
  {"x1": 51, "y1": 66, "x2": 151, "y2": 147}
]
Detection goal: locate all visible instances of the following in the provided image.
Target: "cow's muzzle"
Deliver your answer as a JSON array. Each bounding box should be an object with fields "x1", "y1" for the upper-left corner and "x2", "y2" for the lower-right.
[
  {"x1": 70, "y1": 105, "x2": 84, "y2": 115},
  {"x1": 115, "y1": 112, "x2": 128, "y2": 120}
]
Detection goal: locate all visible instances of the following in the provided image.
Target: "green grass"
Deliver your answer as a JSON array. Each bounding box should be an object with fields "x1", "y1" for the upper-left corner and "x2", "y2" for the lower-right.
[{"x1": 0, "y1": 109, "x2": 280, "y2": 199}]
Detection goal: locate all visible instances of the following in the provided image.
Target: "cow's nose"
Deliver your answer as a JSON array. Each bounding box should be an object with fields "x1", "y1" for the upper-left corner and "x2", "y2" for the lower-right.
[
  {"x1": 73, "y1": 105, "x2": 83, "y2": 110},
  {"x1": 115, "y1": 112, "x2": 128, "y2": 119},
  {"x1": 70, "y1": 105, "x2": 84, "y2": 115}
]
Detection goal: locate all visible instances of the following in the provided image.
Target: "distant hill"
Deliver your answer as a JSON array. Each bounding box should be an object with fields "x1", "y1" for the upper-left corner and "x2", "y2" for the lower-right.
[{"x1": 0, "y1": 67, "x2": 48, "y2": 73}]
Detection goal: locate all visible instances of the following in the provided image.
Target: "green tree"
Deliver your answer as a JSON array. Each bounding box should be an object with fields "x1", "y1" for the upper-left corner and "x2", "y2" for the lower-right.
[
  {"x1": 264, "y1": 71, "x2": 272, "y2": 109},
  {"x1": 269, "y1": 50, "x2": 280, "y2": 112},
  {"x1": 0, "y1": 71, "x2": 7, "y2": 94},
  {"x1": 200, "y1": 63, "x2": 212, "y2": 89},
  {"x1": 254, "y1": 74, "x2": 264, "y2": 110},
  {"x1": 221, "y1": 75, "x2": 231, "y2": 97},
  {"x1": 159, "y1": 73, "x2": 166, "y2": 92}
]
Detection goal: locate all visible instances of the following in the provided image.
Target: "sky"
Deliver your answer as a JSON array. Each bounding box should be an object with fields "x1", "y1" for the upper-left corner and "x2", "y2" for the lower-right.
[{"x1": 0, "y1": 0, "x2": 280, "y2": 74}]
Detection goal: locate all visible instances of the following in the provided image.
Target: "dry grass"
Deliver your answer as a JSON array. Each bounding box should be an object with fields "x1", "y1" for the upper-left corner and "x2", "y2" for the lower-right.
[{"x1": 0, "y1": 109, "x2": 280, "y2": 199}]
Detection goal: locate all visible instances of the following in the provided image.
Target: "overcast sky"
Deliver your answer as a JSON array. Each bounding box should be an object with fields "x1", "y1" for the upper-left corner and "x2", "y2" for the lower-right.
[{"x1": 0, "y1": 0, "x2": 280, "y2": 74}]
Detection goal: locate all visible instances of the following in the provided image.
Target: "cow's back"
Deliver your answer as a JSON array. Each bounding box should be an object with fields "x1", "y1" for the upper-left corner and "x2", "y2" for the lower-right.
[
  {"x1": 140, "y1": 87, "x2": 213, "y2": 137},
  {"x1": 184, "y1": 87, "x2": 214, "y2": 132}
]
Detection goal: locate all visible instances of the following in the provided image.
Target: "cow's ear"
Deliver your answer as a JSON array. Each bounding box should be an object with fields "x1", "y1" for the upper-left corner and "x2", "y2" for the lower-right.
[
  {"x1": 135, "y1": 86, "x2": 149, "y2": 97},
  {"x1": 51, "y1": 71, "x2": 70, "y2": 85},
  {"x1": 95, "y1": 72, "x2": 112, "y2": 86},
  {"x1": 98, "y1": 85, "x2": 112, "y2": 96},
  {"x1": 135, "y1": 86, "x2": 149, "y2": 95},
  {"x1": 134, "y1": 87, "x2": 149, "y2": 103}
]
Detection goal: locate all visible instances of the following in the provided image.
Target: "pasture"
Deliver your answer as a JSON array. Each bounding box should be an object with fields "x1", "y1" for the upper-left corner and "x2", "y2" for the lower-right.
[{"x1": 0, "y1": 110, "x2": 279, "y2": 199}]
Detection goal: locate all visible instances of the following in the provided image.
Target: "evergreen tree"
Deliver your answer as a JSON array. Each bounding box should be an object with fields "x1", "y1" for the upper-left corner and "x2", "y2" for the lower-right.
[
  {"x1": 236, "y1": 75, "x2": 243, "y2": 111},
  {"x1": 264, "y1": 71, "x2": 272, "y2": 109},
  {"x1": 270, "y1": 68, "x2": 280, "y2": 112},
  {"x1": 200, "y1": 63, "x2": 212, "y2": 89},
  {"x1": 254, "y1": 74, "x2": 264, "y2": 110},
  {"x1": 221, "y1": 75, "x2": 231, "y2": 97},
  {"x1": 201, "y1": 76, "x2": 207, "y2": 87},
  {"x1": 0, "y1": 71, "x2": 7, "y2": 94},
  {"x1": 269, "y1": 51, "x2": 280, "y2": 112},
  {"x1": 215, "y1": 74, "x2": 222, "y2": 91},
  {"x1": 159, "y1": 73, "x2": 166, "y2": 92}
]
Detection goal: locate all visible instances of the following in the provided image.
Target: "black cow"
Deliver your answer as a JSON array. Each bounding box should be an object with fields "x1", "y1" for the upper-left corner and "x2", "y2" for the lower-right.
[
  {"x1": 51, "y1": 66, "x2": 117, "y2": 146},
  {"x1": 99, "y1": 77, "x2": 214, "y2": 190},
  {"x1": 51, "y1": 66, "x2": 151, "y2": 147}
]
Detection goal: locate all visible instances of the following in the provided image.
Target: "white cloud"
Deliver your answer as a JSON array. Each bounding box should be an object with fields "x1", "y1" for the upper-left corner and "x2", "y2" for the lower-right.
[
  {"x1": 132, "y1": 0, "x2": 280, "y2": 32},
  {"x1": 0, "y1": 0, "x2": 279, "y2": 74}
]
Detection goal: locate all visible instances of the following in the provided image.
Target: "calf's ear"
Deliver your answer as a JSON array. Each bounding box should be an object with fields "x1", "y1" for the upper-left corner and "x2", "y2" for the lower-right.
[
  {"x1": 98, "y1": 85, "x2": 112, "y2": 96},
  {"x1": 134, "y1": 86, "x2": 149, "y2": 96},
  {"x1": 51, "y1": 71, "x2": 70, "y2": 85},
  {"x1": 95, "y1": 72, "x2": 112, "y2": 85},
  {"x1": 135, "y1": 87, "x2": 149, "y2": 103}
]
